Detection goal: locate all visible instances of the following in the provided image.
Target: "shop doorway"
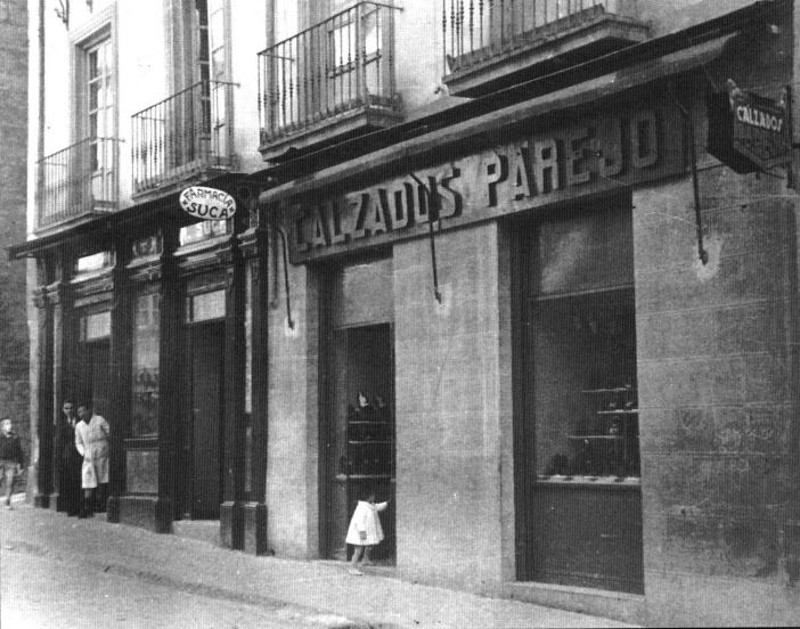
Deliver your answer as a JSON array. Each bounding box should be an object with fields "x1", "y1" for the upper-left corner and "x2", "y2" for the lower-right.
[
  {"x1": 77, "y1": 339, "x2": 110, "y2": 416},
  {"x1": 322, "y1": 257, "x2": 395, "y2": 562},
  {"x1": 513, "y1": 204, "x2": 644, "y2": 594},
  {"x1": 183, "y1": 320, "x2": 225, "y2": 519}
]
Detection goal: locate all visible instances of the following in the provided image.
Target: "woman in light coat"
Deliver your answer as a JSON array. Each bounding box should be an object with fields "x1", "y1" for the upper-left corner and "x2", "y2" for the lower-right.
[{"x1": 75, "y1": 402, "x2": 110, "y2": 518}]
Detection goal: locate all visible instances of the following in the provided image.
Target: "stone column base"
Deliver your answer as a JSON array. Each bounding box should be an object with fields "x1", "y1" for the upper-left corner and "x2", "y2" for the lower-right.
[
  {"x1": 48, "y1": 492, "x2": 62, "y2": 511},
  {"x1": 242, "y1": 502, "x2": 268, "y2": 555},
  {"x1": 107, "y1": 495, "x2": 120, "y2": 523},
  {"x1": 220, "y1": 501, "x2": 244, "y2": 550},
  {"x1": 118, "y1": 496, "x2": 174, "y2": 533},
  {"x1": 25, "y1": 464, "x2": 38, "y2": 505}
]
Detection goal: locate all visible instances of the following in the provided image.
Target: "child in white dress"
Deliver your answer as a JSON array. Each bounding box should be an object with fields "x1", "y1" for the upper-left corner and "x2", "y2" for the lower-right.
[{"x1": 345, "y1": 491, "x2": 388, "y2": 575}]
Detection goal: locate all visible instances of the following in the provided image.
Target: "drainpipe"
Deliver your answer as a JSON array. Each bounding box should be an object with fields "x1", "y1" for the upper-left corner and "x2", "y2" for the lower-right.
[
  {"x1": 28, "y1": 0, "x2": 46, "y2": 505},
  {"x1": 37, "y1": 0, "x2": 44, "y2": 174}
]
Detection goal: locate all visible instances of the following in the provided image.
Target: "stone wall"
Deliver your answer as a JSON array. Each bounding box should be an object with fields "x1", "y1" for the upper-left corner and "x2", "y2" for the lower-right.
[
  {"x1": 393, "y1": 222, "x2": 515, "y2": 588},
  {"x1": 634, "y1": 166, "x2": 800, "y2": 625},
  {"x1": 266, "y1": 259, "x2": 321, "y2": 558},
  {"x1": 0, "y1": 0, "x2": 30, "y2": 468}
]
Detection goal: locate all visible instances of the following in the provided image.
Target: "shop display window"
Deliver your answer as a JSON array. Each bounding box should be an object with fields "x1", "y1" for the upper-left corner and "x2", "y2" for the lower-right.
[
  {"x1": 179, "y1": 219, "x2": 230, "y2": 246},
  {"x1": 131, "y1": 291, "x2": 160, "y2": 437},
  {"x1": 531, "y1": 207, "x2": 640, "y2": 482},
  {"x1": 80, "y1": 311, "x2": 110, "y2": 342},
  {"x1": 131, "y1": 233, "x2": 163, "y2": 258},
  {"x1": 75, "y1": 250, "x2": 114, "y2": 274}
]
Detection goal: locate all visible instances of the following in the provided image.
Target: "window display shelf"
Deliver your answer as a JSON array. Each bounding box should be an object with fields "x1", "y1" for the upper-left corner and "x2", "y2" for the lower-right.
[
  {"x1": 558, "y1": 384, "x2": 641, "y2": 478},
  {"x1": 336, "y1": 473, "x2": 392, "y2": 482},
  {"x1": 536, "y1": 475, "x2": 641, "y2": 486},
  {"x1": 343, "y1": 392, "x2": 395, "y2": 481},
  {"x1": 568, "y1": 435, "x2": 624, "y2": 440}
]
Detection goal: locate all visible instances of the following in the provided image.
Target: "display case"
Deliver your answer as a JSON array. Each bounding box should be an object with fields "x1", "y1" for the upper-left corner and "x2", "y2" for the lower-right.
[
  {"x1": 567, "y1": 385, "x2": 640, "y2": 479},
  {"x1": 341, "y1": 393, "x2": 394, "y2": 479}
]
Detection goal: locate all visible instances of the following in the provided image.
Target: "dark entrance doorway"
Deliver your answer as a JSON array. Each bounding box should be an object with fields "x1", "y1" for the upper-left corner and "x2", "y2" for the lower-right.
[
  {"x1": 77, "y1": 339, "x2": 110, "y2": 416},
  {"x1": 184, "y1": 320, "x2": 225, "y2": 519},
  {"x1": 322, "y1": 257, "x2": 395, "y2": 563},
  {"x1": 328, "y1": 324, "x2": 395, "y2": 562}
]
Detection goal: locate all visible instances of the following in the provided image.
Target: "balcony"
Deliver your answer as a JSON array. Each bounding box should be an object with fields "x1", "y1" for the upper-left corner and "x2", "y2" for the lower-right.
[
  {"x1": 443, "y1": 0, "x2": 649, "y2": 97},
  {"x1": 36, "y1": 137, "x2": 119, "y2": 232},
  {"x1": 257, "y1": 1, "x2": 403, "y2": 162},
  {"x1": 132, "y1": 80, "x2": 236, "y2": 197}
]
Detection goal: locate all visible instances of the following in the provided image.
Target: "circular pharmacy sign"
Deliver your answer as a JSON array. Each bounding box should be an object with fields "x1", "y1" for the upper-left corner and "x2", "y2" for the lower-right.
[{"x1": 180, "y1": 186, "x2": 236, "y2": 220}]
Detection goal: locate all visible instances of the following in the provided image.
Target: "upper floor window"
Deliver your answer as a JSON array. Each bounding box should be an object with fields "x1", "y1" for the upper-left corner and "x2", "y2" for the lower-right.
[
  {"x1": 132, "y1": 0, "x2": 233, "y2": 194},
  {"x1": 258, "y1": 0, "x2": 401, "y2": 156},
  {"x1": 72, "y1": 6, "x2": 118, "y2": 211},
  {"x1": 85, "y1": 38, "x2": 114, "y2": 171}
]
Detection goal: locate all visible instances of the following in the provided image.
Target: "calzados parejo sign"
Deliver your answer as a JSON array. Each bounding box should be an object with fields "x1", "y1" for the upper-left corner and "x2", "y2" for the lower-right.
[
  {"x1": 708, "y1": 80, "x2": 791, "y2": 173},
  {"x1": 180, "y1": 186, "x2": 236, "y2": 220}
]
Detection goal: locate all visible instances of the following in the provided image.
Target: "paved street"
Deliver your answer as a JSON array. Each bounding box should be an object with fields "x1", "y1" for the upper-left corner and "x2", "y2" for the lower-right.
[
  {"x1": 2, "y1": 543, "x2": 312, "y2": 629},
  {"x1": 1, "y1": 496, "x2": 637, "y2": 628}
]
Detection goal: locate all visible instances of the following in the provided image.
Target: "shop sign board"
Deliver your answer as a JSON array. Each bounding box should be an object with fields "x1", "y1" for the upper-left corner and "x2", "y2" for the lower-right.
[
  {"x1": 708, "y1": 84, "x2": 791, "y2": 174},
  {"x1": 289, "y1": 100, "x2": 686, "y2": 262},
  {"x1": 180, "y1": 186, "x2": 236, "y2": 220}
]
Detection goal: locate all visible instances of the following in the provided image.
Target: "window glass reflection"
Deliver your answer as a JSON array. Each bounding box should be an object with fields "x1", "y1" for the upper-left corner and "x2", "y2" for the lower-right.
[{"x1": 132, "y1": 291, "x2": 160, "y2": 437}]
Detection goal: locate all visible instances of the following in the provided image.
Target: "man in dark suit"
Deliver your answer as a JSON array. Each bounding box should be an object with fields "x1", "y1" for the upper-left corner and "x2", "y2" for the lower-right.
[{"x1": 59, "y1": 400, "x2": 83, "y2": 516}]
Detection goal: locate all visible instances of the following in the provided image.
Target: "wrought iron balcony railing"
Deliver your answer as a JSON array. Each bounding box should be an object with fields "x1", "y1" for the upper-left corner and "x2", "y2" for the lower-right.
[
  {"x1": 258, "y1": 1, "x2": 401, "y2": 149},
  {"x1": 443, "y1": 0, "x2": 637, "y2": 73},
  {"x1": 132, "y1": 80, "x2": 235, "y2": 195},
  {"x1": 37, "y1": 137, "x2": 119, "y2": 231}
]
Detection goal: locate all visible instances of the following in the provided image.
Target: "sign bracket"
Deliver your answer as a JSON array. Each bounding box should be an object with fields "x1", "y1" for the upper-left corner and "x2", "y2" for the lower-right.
[
  {"x1": 408, "y1": 172, "x2": 443, "y2": 304},
  {"x1": 274, "y1": 225, "x2": 295, "y2": 330},
  {"x1": 670, "y1": 84, "x2": 709, "y2": 266}
]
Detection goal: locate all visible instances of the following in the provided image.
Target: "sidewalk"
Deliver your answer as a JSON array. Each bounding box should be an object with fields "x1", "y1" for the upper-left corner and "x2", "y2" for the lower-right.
[{"x1": 1, "y1": 498, "x2": 638, "y2": 629}]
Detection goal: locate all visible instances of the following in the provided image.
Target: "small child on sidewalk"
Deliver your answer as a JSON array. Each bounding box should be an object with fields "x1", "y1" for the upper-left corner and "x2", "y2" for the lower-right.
[
  {"x1": 0, "y1": 418, "x2": 24, "y2": 510},
  {"x1": 345, "y1": 490, "x2": 388, "y2": 575}
]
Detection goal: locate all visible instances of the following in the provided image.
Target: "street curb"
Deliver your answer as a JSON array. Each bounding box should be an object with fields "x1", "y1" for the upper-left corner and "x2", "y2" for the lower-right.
[{"x1": 90, "y1": 560, "x2": 395, "y2": 629}]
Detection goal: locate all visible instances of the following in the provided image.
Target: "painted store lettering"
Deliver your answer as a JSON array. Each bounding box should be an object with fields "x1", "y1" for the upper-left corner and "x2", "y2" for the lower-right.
[
  {"x1": 736, "y1": 105, "x2": 784, "y2": 133},
  {"x1": 179, "y1": 185, "x2": 237, "y2": 221},
  {"x1": 294, "y1": 109, "x2": 661, "y2": 252}
]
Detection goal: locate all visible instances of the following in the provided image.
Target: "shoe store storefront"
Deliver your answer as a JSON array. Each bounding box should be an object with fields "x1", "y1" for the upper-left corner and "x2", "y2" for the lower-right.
[
  {"x1": 14, "y1": 6, "x2": 800, "y2": 623},
  {"x1": 265, "y1": 75, "x2": 681, "y2": 595},
  {"x1": 262, "y1": 24, "x2": 800, "y2": 621}
]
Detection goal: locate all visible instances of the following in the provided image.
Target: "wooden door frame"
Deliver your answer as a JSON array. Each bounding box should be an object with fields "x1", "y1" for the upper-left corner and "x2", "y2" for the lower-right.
[{"x1": 181, "y1": 318, "x2": 226, "y2": 520}]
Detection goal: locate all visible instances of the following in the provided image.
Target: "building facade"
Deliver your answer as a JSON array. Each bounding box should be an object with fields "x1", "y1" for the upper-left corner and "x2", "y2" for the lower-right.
[
  {"x1": 0, "y1": 0, "x2": 29, "y2": 467},
  {"x1": 11, "y1": 0, "x2": 800, "y2": 625}
]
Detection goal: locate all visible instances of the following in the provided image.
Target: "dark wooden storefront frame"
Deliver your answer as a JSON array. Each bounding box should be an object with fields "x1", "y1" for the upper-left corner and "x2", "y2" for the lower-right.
[
  {"x1": 26, "y1": 179, "x2": 269, "y2": 553},
  {"x1": 510, "y1": 195, "x2": 644, "y2": 594}
]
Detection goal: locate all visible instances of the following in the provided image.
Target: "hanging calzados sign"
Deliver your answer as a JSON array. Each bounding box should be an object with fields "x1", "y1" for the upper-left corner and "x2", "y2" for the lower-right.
[
  {"x1": 179, "y1": 186, "x2": 236, "y2": 220},
  {"x1": 708, "y1": 79, "x2": 791, "y2": 173}
]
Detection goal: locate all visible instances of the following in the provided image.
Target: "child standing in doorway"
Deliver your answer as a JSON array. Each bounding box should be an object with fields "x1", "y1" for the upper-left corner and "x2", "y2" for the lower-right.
[{"x1": 346, "y1": 490, "x2": 388, "y2": 575}]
